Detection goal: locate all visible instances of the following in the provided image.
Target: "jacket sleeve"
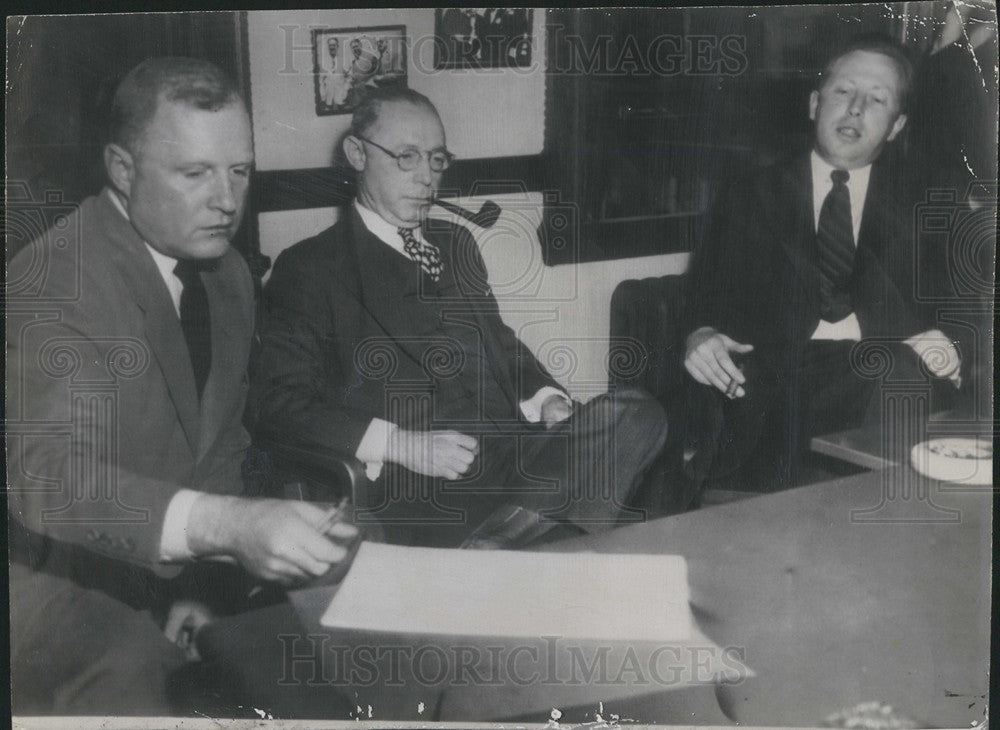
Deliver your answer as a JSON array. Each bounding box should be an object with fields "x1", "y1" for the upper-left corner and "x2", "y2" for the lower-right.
[
  {"x1": 248, "y1": 241, "x2": 375, "y2": 457},
  {"x1": 684, "y1": 173, "x2": 759, "y2": 341},
  {"x1": 7, "y1": 295, "x2": 180, "y2": 572},
  {"x1": 7, "y1": 226, "x2": 253, "y2": 575}
]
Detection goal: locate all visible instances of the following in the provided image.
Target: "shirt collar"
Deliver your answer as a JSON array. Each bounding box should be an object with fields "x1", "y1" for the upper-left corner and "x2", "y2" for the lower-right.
[
  {"x1": 105, "y1": 187, "x2": 180, "y2": 284},
  {"x1": 353, "y1": 200, "x2": 423, "y2": 256},
  {"x1": 810, "y1": 150, "x2": 871, "y2": 208}
]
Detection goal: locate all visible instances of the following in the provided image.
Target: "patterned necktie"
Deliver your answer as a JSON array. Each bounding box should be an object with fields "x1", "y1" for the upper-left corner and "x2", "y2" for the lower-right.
[
  {"x1": 173, "y1": 260, "x2": 212, "y2": 398},
  {"x1": 398, "y1": 226, "x2": 443, "y2": 281},
  {"x1": 817, "y1": 168, "x2": 855, "y2": 322}
]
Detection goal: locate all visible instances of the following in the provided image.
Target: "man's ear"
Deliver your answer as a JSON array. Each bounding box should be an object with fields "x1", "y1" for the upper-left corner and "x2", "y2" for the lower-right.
[
  {"x1": 886, "y1": 113, "x2": 907, "y2": 142},
  {"x1": 104, "y1": 143, "x2": 135, "y2": 198},
  {"x1": 342, "y1": 135, "x2": 366, "y2": 172},
  {"x1": 808, "y1": 90, "x2": 819, "y2": 122}
]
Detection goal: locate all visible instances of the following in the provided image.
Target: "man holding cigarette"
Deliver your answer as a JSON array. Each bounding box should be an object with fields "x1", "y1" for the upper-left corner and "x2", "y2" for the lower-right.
[{"x1": 682, "y1": 36, "x2": 963, "y2": 491}]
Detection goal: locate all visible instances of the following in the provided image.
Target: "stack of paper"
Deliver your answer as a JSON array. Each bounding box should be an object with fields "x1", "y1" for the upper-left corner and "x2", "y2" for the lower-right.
[{"x1": 320, "y1": 542, "x2": 692, "y2": 641}]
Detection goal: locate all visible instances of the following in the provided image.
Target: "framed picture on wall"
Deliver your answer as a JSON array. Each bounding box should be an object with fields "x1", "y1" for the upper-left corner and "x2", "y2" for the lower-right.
[
  {"x1": 312, "y1": 25, "x2": 407, "y2": 116},
  {"x1": 433, "y1": 8, "x2": 533, "y2": 69}
]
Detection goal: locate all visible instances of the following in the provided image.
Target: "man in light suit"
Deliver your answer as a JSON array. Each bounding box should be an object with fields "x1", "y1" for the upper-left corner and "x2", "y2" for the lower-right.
[
  {"x1": 681, "y1": 36, "x2": 963, "y2": 491},
  {"x1": 6, "y1": 57, "x2": 357, "y2": 715},
  {"x1": 251, "y1": 86, "x2": 668, "y2": 548}
]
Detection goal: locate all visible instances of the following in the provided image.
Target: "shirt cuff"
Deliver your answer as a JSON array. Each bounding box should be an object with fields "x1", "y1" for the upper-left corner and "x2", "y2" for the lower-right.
[
  {"x1": 520, "y1": 386, "x2": 571, "y2": 423},
  {"x1": 810, "y1": 313, "x2": 862, "y2": 341},
  {"x1": 356, "y1": 418, "x2": 397, "y2": 482},
  {"x1": 159, "y1": 489, "x2": 202, "y2": 562}
]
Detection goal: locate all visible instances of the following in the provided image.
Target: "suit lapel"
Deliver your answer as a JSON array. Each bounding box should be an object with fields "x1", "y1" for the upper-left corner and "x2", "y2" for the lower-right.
[
  {"x1": 851, "y1": 160, "x2": 911, "y2": 334},
  {"x1": 98, "y1": 191, "x2": 201, "y2": 453},
  {"x1": 347, "y1": 208, "x2": 440, "y2": 370},
  {"x1": 196, "y1": 256, "x2": 250, "y2": 461},
  {"x1": 771, "y1": 155, "x2": 822, "y2": 310},
  {"x1": 856, "y1": 159, "x2": 893, "y2": 261},
  {"x1": 346, "y1": 207, "x2": 518, "y2": 415},
  {"x1": 425, "y1": 221, "x2": 519, "y2": 413}
]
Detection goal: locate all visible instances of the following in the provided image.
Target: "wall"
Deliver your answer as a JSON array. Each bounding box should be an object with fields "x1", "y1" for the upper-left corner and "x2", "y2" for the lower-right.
[
  {"x1": 249, "y1": 8, "x2": 690, "y2": 401},
  {"x1": 259, "y1": 197, "x2": 690, "y2": 401},
  {"x1": 247, "y1": 9, "x2": 546, "y2": 171}
]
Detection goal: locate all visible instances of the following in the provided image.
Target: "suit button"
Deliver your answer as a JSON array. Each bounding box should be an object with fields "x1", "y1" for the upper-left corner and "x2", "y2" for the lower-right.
[{"x1": 86, "y1": 529, "x2": 99, "y2": 542}]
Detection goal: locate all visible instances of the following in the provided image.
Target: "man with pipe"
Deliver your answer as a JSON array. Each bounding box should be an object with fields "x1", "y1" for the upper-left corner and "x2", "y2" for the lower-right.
[{"x1": 250, "y1": 86, "x2": 668, "y2": 548}]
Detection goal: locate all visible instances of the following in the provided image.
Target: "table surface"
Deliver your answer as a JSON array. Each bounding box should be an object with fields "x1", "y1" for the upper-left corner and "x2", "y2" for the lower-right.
[
  {"x1": 199, "y1": 466, "x2": 992, "y2": 726},
  {"x1": 810, "y1": 408, "x2": 992, "y2": 470}
]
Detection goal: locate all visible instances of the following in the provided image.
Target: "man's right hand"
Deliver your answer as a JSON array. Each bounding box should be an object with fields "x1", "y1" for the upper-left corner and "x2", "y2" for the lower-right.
[
  {"x1": 187, "y1": 496, "x2": 359, "y2": 586},
  {"x1": 385, "y1": 429, "x2": 479, "y2": 480},
  {"x1": 684, "y1": 326, "x2": 754, "y2": 398}
]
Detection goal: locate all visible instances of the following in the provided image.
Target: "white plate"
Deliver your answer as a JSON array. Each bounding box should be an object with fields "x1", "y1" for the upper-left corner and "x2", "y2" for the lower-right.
[{"x1": 910, "y1": 437, "x2": 992, "y2": 485}]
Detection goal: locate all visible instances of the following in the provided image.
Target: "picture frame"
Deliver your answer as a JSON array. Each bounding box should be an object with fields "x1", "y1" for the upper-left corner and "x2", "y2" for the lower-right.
[
  {"x1": 433, "y1": 8, "x2": 533, "y2": 69},
  {"x1": 312, "y1": 25, "x2": 407, "y2": 116}
]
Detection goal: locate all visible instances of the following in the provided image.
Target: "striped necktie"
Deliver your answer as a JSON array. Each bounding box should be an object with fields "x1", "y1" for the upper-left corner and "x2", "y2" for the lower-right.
[{"x1": 816, "y1": 169, "x2": 854, "y2": 322}]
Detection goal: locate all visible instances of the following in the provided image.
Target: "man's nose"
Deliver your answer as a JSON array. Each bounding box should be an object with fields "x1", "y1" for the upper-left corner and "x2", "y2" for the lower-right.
[
  {"x1": 412, "y1": 154, "x2": 435, "y2": 186},
  {"x1": 210, "y1": 172, "x2": 238, "y2": 214},
  {"x1": 847, "y1": 92, "x2": 864, "y2": 116}
]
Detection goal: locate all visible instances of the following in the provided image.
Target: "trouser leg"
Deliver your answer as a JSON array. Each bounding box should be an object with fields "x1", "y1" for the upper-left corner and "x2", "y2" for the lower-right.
[
  {"x1": 516, "y1": 388, "x2": 668, "y2": 531},
  {"x1": 10, "y1": 562, "x2": 186, "y2": 716}
]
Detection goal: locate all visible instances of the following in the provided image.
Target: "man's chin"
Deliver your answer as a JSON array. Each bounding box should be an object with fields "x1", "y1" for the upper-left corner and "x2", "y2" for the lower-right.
[
  {"x1": 817, "y1": 142, "x2": 874, "y2": 170},
  {"x1": 189, "y1": 235, "x2": 233, "y2": 259},
  {"x1": 399, "y1": 205, "x2": 429, "y2": 227}
]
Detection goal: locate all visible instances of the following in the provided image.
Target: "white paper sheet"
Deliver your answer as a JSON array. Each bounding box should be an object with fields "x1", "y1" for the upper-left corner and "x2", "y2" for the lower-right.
[{"x1": 320, "y1": 542, "x2": 692, "y2": 641}]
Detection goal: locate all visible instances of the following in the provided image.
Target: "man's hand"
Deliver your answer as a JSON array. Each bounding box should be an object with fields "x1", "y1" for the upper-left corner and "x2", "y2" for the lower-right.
[
  {"x1": 905, "y1": 329, "x2": 962, "y2": 386},
  {"x1": 187, "y1": 496, "x2": 359, "y2": 586},
  {"x1": 540, "y1": 394, "x2": 574, "y2": 428},
  {"x1": 684, "y1": 326, "x2": 754, "y2": 398},
  {"x1": 164, "y1": 600, "x2": 214, "y2": 661},
  {"x1": 385, "y1": 428, "x2": 479, "y2": 480}
]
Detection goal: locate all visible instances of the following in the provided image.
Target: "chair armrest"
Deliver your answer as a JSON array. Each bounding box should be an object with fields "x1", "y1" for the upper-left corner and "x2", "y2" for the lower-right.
[{"x1": 254, "y1": 435, "x2": 367, "y2": 506}]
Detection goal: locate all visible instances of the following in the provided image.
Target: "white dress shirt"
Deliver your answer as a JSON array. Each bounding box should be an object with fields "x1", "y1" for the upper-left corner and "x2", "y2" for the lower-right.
[
  {"x1": 352, "y1": 201, "x2": 570, "y2": 480},
  {"x1": 809, "y1": 150, "x2": 871, "y2": 341}
]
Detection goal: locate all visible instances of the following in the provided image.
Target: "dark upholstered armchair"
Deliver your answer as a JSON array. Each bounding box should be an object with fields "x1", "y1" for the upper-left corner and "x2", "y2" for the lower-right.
[
  {"x1": 608, "y1": 274, "x2": 710, "y2": 513},
  {"x1": 609, "y1": 274, "x2": 689, "y2": 404},
  {"x1": 249, "y1": 436, "x2": 368, "y2": 505}
]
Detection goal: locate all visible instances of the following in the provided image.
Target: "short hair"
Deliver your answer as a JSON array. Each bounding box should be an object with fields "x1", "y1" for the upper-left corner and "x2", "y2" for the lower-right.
[
  {"x1": 816, "y1": 35, "x2": 915, "y2": 112},
  {"x1": 350, "y1": 85, "x2": 440, "y2": 138},
  {"x1": 110, "y1": 57, "x2": 242, "y2": 153}
]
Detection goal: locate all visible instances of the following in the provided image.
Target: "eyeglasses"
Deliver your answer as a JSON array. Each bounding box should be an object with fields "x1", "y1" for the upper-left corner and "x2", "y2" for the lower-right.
[{"x1": 356, "y1": 136, "x2": 455, "y2": 172}]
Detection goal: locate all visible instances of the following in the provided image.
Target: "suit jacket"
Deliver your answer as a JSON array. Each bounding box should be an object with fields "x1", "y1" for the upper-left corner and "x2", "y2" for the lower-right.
[
  {"x1": 686, "y1": 152, "x2": 937, "y2": 359},
  {"x1": 7, "y1": 190, "x2": 254, "y2": 578},
  {"x1": 249, "y1": 205, "x2": 560, "y2": 460}
]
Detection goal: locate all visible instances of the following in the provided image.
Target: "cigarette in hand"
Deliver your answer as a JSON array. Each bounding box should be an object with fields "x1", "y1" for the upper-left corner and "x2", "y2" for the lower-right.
[
  {"x1": 725, "y1": 377, "x2": 740, "y2": 399},
  {"x1": 318, "y1": 497, "x2": 350, "y2": 536}
]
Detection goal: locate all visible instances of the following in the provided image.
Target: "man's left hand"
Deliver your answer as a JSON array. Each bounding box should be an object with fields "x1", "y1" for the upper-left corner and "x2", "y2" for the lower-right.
[
  {"x1": 164, "y1": 600, "x2": 214, "y2": 661},
  {"x1": 540, "y1": 394, "x2": 574, "y2": 428},
  {"x1": 905, "y1": 329, "x2": 962, "y2": 386}
]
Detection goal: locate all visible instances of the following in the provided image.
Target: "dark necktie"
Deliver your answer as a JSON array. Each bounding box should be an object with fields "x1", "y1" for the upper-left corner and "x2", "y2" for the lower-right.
[
  {"x1": 173, "y1": 260, "x2": 212, "y2": 398},
  {"x1": 398, "y1": 226, "x2": 443, "y2": 281},
  {"x1": 817, "y1": 168, "x2": 855, "y2": 322}
]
